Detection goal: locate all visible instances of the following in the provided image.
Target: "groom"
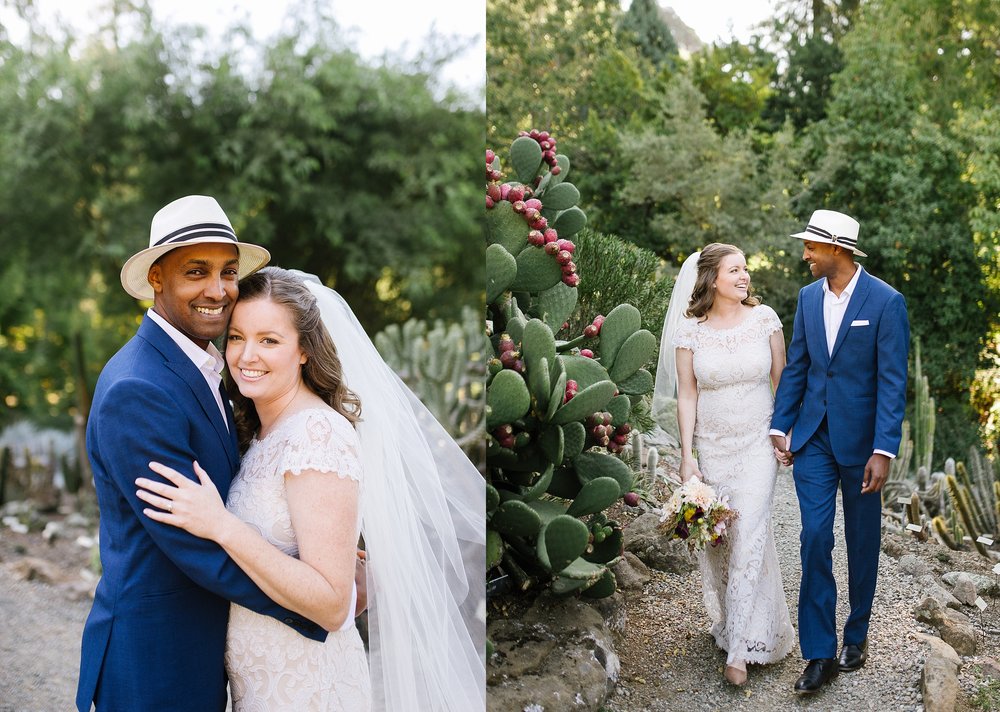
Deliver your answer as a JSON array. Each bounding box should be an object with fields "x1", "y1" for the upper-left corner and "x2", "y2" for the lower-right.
[
  {"x1": 770, "y1": 210, "x2": 909, "y2": 694},
  {"x1": 77, "y1": 196, "x2": 328, "y2": 711}
]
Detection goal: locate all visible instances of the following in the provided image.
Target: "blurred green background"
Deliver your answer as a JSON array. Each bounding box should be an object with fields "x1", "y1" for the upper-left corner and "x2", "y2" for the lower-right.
[{"x1": 0, "y1": 0, "x2": 485, "y2": 436}]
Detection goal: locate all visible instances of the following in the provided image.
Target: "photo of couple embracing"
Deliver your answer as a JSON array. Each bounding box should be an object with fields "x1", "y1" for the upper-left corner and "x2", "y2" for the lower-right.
[
  {"x1": 654, "y1": 209, "x2": 909, "y2": 692},
  {"x1": 75, "y1": 196, "x2": 485, "y2": 711}
]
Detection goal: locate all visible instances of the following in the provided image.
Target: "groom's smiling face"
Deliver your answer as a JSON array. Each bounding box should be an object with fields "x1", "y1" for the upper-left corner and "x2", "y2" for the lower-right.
[
  {"x1": 148, "y1": 243, "x2": 240, "y2": 349},
  {"x1": 801, "y1": 240, "x2": 837, "y2": 279}
]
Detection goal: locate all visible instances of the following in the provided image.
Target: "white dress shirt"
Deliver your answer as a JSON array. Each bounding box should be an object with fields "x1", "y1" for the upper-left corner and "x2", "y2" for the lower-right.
[
  {"x1": 822, "y1": 263, "x2": 862, "y2": 355},
  {"x1": 147, "y1": 309, "x2": 229, "y2": 430}
]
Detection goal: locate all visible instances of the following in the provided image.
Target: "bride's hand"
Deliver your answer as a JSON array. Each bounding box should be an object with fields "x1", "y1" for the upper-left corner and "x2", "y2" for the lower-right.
[
  {"x1": 136, "y1": 461, "x2": 235, "y2": 542},
  {"x1": 678, "y1": 457, "x2": 702, "y2": 483}
]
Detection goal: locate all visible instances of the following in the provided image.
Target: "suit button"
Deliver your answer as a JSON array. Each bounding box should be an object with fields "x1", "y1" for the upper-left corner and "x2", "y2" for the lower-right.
[
  {"x1": 284, "y1": 618, "x2": 294, "y2": 625},
  {"x1": 827, "y1": 371, "x2": 833, "y2": 377}
]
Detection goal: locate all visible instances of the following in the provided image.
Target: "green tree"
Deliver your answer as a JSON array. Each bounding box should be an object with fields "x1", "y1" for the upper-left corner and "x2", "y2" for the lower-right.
[
  {"x1": 761, "y1": 0, "x2": 859, "y2": 132},
  {"x1": 486, "y1": 0, "x2": 623, "y2": 144},
  {"x1": 617, "y1": 0, "x2": 677, "y2": 70},
  {"x1": 802, "y1": 0, "x2": 992, "y2": 454},
  {"x1": 690, "y1": 38, "x2": 776, "y2": 135}
]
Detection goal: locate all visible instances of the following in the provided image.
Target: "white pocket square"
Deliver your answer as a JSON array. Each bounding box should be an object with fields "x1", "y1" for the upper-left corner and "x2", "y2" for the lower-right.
[{"x1": 851, "y1": 319, "x2": 870, "y2": 327}]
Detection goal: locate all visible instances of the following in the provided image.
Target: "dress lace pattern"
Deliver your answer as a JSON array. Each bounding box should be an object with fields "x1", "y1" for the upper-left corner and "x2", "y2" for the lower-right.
[
  {"x1": 673, "y1": 305, "x2": 795, "y2": 665},
  {"x1": 224, "y1": 407, "x2": 371, "y2": 711}
]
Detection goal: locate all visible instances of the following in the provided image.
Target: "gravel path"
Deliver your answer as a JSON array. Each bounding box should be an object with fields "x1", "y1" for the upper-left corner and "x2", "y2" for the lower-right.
[
  {"x1": 608, "y1": 466, "x2": 930, "y2": 711},
  {"x1": 0, "y1": 565, "x2": 90, "y2": 712}
]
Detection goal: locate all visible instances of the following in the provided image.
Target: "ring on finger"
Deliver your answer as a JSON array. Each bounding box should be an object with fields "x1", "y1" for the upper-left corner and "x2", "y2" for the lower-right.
[{"x1": 166, "y1": 501, "x2": 173, "y2": 513}]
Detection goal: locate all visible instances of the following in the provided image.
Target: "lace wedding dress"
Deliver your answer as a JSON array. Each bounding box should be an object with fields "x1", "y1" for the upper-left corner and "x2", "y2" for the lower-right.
[
  {"x1": 673, "y1": 305, "x2": 795, "y2": 665},
  {"x1": 224, "y1": 408, "x2": 372, "y2": 711}
]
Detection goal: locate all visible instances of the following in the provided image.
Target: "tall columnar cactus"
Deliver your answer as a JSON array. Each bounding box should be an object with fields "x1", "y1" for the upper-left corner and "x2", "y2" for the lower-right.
[
  {"x1": 375, "y1": 306, "x2": 486, "y2": 464},
  {"x1": 485, "y1": 132, "x2": 655, "y2": 598},
  {"x1": 912, "y1": 341, "x2": 935, "y2": 473}
]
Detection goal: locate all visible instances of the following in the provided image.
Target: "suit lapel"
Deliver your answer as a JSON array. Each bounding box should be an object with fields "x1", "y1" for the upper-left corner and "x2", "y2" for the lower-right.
[
  {"x1": 830, "y1": 268, "x2": 871, "y2": 361},
  {"x1": 804, "y1": 283, "x2": 830, "y2": 367},
  {"x1": 220, "y1": 381, "x2": 241, "y2": 462},
  {"x1": 138, "y1": 318, "x2": 240, "y2": 471}
]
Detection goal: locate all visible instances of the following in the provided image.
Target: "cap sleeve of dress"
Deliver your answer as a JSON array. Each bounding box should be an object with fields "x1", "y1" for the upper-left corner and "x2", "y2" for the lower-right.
[
  {"x1": 757, "y1": 304, "x2": 783, "y2": 337},
  {"x1": 276, "y1": 409, "x2": 363, "y2": 482},
  {"x1": 672, "y1": 317, "x2": 698, "y2": 351}
]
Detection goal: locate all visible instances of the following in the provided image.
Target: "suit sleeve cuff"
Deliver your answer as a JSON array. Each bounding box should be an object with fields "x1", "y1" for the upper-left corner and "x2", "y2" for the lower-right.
[
  {"x1": 874, "y1": 449, "x2": 896, "y2": 459},
  {"x1": 769, "y1": 429, "x2": 786, "y2": 437}
]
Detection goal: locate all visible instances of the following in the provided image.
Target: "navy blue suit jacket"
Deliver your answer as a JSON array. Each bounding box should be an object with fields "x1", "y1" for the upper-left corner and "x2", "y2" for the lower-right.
[
  {"x1": 77, "y1": 316, "x2": 326, "y2": 712},
  {"x1": 772, "y1": 268, "x2": 909, "y2": 466}
]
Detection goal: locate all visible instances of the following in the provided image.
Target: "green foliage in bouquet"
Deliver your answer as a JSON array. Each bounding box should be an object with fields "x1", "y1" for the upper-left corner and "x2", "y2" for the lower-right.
[{"x1": 485, "y1": 131, "x2": 656, "y2": 599}]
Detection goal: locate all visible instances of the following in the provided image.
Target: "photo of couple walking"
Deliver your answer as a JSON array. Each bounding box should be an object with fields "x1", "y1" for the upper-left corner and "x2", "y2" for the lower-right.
[{"x1": 653, "y1": 209, "x2": 908, "y2": 691}]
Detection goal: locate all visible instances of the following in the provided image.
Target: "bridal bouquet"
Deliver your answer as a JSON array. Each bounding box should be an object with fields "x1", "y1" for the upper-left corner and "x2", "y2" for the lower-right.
[{"x1": 658, "y1": 478, "x2": 738, "y2": 550}]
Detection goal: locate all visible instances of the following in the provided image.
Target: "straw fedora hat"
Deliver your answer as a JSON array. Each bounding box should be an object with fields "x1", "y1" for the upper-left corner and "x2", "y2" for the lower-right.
[
  {"x1": 790, "y1": 209, "x2": 867, "y2": 257},
  {"x1": 120, "y1": 195, "x2": 271, "y2": 300}
]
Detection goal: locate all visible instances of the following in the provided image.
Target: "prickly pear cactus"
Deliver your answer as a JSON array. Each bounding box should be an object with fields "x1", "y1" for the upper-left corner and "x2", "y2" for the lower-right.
[{"x1": 485, "y1": 132, "x2": 656, "y2": 598}]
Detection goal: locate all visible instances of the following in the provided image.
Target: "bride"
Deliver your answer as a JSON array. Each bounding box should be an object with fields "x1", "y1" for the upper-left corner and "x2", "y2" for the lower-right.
[
  {"x1": 135, "y1": 267, "x2": 485, "y2": 711},
  {"x1": 653, "y1": 243, "x2": 794, "y2": 686}
]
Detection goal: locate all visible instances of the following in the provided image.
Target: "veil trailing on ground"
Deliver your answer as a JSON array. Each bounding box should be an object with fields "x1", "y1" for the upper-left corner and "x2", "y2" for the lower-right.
[
  {"x1": 295, "y1": 272, "x2": 486, "y2": 712},
  {"x1": 652, "y1": 251, "x2": 700, "y2": 434}
]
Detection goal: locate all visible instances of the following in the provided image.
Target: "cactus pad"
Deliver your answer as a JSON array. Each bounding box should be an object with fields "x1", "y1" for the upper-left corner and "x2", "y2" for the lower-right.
[
  {"x1": 486, "y1": 369, "x2": 531, "y2": 429},
  {"x1": 552, "y1": 206, "x2": 587, "y2": 238},
  {"x1": 617, "y1": 368, "x2": 654, "y2": 395},
  {"x1": 510, "y1": 136, "x2": 544, "y2": 183},
  {"x1": 491, "y1": 499, "x2": 543, "y2": 538},
  {"x1": 574, "y1": 450, "x2": 635, "y2": 494},
  {"x1": 562, "y1": 354, "x2": 611, "y2": 390},
  {"x1": 599, "y1": 303, "x2": 642, "y2": 368},
  {"x1": 486, "y1": 528, "x2": 504, "y2": 570},
  {"x1": 485, "y1": 200, "x2": 529, "y2": 255},
  {"x1": 566, "y1": 476, "x2": 622, "y2": 517},
  {"x1": 580, "y1": 569, "x2": 617, "y2": 598},
  {"x1": 522, "y1": 464, "x2": 555, "y2": 502},
  {"x1": 510, "y1": 245, "x2": 564, "y2": 293},
  {"x1": 558, "y1": 557, "x2": 606, "y2": 582},
  {"x1": 542, "y1": 182, "x2": 581, "y2": 211},
  {"x1": 537, "y1": 515, "x2": 590, "y2": 573},
  {"x1": 486, "y1": 483, "x2": 500, "y2": 515},
  {"x1": 607, "y1": 394, "x2": 632, "y2": 427},
  {"x1": 609, "y1": 328, "x2": 656, "y2": 382},
  {"x1": 522, "y1": 319, "x2": 557, "y2": 376},
  {"x1": 539, "y1": 426, "x2": 565, "y2": 466},
  {"x1": 550, "y1": 380, "x2": 617, "y2": 424},
  {"x1": 535, "y1": 282, "x2": 578, "y2": 333},
  {"x1": 486, "y1": 243, "x2": 517, "y2": 304},
  {"x1": 528, "y1": 355, "x2": 552, "y2": 413},
  {"x1": 562, "y1": 421, "x2": 587, "y2": 460}
]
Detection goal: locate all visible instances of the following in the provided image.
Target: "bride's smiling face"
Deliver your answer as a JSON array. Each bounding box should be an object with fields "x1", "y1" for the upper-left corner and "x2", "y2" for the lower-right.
[
  {"x1": 225, "y1": 298, "x2": 307, "y2": 402},
  {"x1": 712, "y1": 253, "x2": 750, "y2": 303}
]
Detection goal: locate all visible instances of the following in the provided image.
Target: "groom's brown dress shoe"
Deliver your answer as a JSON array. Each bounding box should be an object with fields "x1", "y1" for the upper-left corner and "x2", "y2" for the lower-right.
[
  {"x1": 839, "y1": 639, "x2": 868, "y2": 672},
  {"x1": 794, "y1": 658, "x2": 839, "y2": 694}
]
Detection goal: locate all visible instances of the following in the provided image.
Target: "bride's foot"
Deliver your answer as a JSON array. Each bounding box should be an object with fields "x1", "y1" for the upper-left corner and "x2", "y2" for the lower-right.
[{"x1": 724, "y1": 661, "x2": 748, "y2": 686}]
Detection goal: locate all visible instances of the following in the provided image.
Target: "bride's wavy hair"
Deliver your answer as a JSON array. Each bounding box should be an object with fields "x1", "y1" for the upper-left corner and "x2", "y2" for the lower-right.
[
  {"x1": 226, "y1": 266, "x2": 362, "y2": 451},
  {"x1": 685, "y1": 242, "x2": 760, "y2": 320}
]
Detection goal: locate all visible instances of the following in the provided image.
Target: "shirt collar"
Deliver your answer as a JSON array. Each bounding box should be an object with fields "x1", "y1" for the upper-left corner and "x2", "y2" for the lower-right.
[
  {"x1": 822, "y1": 263, "x2": 863, "y2": 299},
  {"x1": 147, "y1": 308, "x2": 225, "y2": 376}
]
